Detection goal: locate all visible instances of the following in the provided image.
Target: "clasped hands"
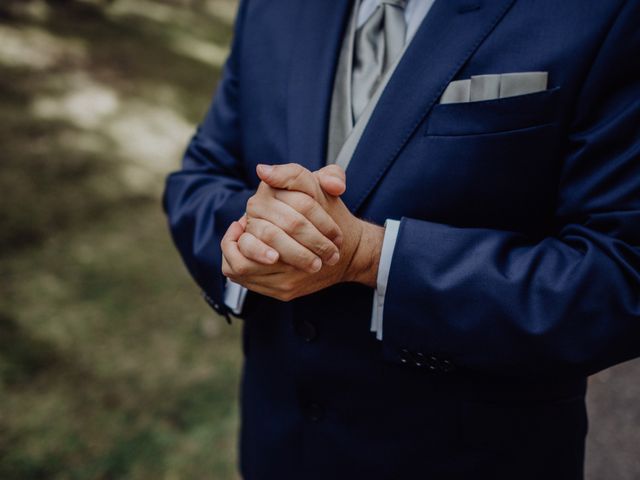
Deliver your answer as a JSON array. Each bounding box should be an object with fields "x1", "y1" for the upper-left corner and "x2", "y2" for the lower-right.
[{"x1": 221, "y1": 163, "x2": 384, "y2": 301}]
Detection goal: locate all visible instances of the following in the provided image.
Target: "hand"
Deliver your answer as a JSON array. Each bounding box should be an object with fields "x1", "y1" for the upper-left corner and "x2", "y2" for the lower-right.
[
  {"x1": 221, "y1": 164, "x2": 384, "y2": 301},
  {"x1": 242, "y1": 164, "x2": 346, "y2": 273}
]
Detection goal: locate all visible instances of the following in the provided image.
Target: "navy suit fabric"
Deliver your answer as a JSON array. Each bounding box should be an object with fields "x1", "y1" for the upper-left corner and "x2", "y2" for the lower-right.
[{"x1": 163, "y1": 0, "x2": 640, "y2": 478}]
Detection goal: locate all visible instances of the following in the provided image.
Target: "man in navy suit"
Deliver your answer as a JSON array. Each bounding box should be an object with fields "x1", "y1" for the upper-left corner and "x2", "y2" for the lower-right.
[{"x1": 163, "y1": 0, "x2": 640, "y2": 478}]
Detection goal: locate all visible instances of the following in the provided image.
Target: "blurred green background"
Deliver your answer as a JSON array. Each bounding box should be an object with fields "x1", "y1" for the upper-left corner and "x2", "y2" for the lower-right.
[
  {"x1": 0, "y1": 0, "x2": 638, "y2": 479},
  {"x1": 0, "y1": 0, "x2": 242, "y2": 478}
]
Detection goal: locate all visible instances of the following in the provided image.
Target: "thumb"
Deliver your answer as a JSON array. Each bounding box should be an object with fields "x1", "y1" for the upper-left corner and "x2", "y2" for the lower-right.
[
  {"x1": 314, "y1": 164, "x2": 346, "y2": 197},
  {"x1": 256, "y1": 163, "x2": 319, "y2": 198}
]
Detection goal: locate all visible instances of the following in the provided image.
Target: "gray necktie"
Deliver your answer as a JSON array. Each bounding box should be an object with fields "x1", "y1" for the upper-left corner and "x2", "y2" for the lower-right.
[{"x1": 351, "y1": 0, "x2": 407, "y2": 122}]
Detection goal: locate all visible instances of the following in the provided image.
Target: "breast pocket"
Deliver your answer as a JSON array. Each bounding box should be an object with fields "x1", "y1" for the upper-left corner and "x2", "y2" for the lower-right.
[
  {"x1": 412, "y1": 87, "x2": 564, "y2": 233},
  {"x1": 425, "y1": 86, "x2": 562, "y2": 137}
]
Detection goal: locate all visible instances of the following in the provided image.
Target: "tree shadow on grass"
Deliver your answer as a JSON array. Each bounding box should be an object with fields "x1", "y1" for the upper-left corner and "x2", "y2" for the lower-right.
[
  {"x1": 0, "y1": 0, "x2": 233, "y2": 254},
  {"x1": 0, "y1": 312, "x2": 61, "y2": 385},
  {"x1": 41, "y1": 0, "x2": 230, "y2": 120},
  {"x1": 0, "y1": 3, "x2": 242, "y2": 478}
]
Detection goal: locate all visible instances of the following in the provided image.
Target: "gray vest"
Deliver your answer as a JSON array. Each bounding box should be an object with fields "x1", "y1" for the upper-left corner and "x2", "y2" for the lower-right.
[{"x1": 326, "y1": 0, "x2": 408, "y2": 170}]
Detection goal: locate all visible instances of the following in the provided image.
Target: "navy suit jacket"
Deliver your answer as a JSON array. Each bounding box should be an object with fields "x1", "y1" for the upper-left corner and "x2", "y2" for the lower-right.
[{"x1": 163, "y1": 0, "x2": 640, "y2": 478}]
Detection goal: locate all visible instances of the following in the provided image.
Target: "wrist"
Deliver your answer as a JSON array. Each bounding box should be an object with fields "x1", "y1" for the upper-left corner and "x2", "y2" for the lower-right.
[{"x1": 343, "y1": 221, "x2": 384, "y2": 288}]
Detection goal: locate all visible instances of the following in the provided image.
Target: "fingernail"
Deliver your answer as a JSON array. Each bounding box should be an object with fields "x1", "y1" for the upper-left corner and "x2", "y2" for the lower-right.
[
  {"x1": 310, "y1": 258, "x2": 322, "y2": 272},
  {"x1": 266, "y1": 249, "x2": 278, "y2": 263},
  {"x1": 257, "y1": 164, "x2": 273, "y2": 176},
  {"x1": 334, "y1": 235, "x2": 343, "y2": 247},
  {"x1": 327, "y1": 252, "x2": 340, "y2": 266}
]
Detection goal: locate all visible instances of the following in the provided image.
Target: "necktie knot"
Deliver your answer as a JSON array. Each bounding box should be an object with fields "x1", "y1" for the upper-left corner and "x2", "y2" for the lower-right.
[{"x1": 381, "y1": 0, "x2": 407, "y2": 8}]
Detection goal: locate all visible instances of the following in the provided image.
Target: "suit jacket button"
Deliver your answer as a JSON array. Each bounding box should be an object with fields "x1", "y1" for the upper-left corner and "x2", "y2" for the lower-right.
[
  {"x1": 295, "y1": 319, "x2": 317, "y2": 342},
  {"x1": 414, "y1": 352, "x2": 425, "y2": 367},
  {"x1": 427, "y1": 355, "x2": 439, "y2": 371},
  {"x1": 399, "y1": 348, "x2": 411, "y2": 364},
  {"x1": 441, "y1": 359, "x2": 455, "y2": 372}
]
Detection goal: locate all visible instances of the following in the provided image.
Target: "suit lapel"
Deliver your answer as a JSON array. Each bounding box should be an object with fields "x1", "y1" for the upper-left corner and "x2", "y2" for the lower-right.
[
  {"x1": 341, "y1": 0, "x2": 517, "y2": 213},
  {"x1": 287, "y1": 0, "x2": 354, "y2": 173}
]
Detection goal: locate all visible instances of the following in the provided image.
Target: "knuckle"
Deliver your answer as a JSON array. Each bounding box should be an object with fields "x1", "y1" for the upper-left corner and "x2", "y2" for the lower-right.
[
  {"x1": 246, "y1": 217, "x2": 261, "y2": 236},
  {"x1": 297, "y1": 194, "x2": 316, "y2": 215},
  {"x1": 315, "y1": 240, "x2": 335, "y2": 257},
  {"x1": 285, "y1": 213, "x2": 306, "y2": 234},
  {"x1": 292, "y1": 168, "x2": 309, "y2": 186},
  {"x1": 261, "y1": 223, "x2": 278, "y2": 243},
  {"x1": 246, "y1": 196, "x2": 258, "y2": 214},
  {"x1": 245, "y1": 217, "x2": 256, "y2": 233},
  {"x1": 288, "y1": 163, "x2": 303, "y2": 174}
]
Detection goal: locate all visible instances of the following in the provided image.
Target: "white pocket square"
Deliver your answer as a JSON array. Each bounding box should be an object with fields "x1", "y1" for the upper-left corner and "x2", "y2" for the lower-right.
[{"x1": 440, "y1": 71, "x2": 548, "y2": 104}]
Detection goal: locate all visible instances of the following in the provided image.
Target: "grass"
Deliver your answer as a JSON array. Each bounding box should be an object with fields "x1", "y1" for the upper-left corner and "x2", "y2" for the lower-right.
[
  {"x1": 0, "y1": 1, "x2": 243, "y2": 478},
  {"x1": 1, "y1": 204, "x2": 243, "y2": 480}
]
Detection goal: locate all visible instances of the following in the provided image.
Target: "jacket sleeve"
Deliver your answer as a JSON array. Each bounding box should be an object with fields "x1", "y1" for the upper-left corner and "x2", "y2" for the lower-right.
[
  {"x1": 163, "y1": 0, "x2": 253, "y2": 318},
  {"x1": 381, "y1": 0, "x2": 640, "y2": 377}
]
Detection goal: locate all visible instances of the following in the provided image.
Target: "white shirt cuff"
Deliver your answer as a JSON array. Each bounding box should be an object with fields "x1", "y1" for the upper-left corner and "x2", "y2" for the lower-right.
[
  {"x1": 223, "y1": 279, "x2": 248, "y2": 315},
  {"x1": 371, "y1": 219, "x2": 400, "y2": 340}
]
